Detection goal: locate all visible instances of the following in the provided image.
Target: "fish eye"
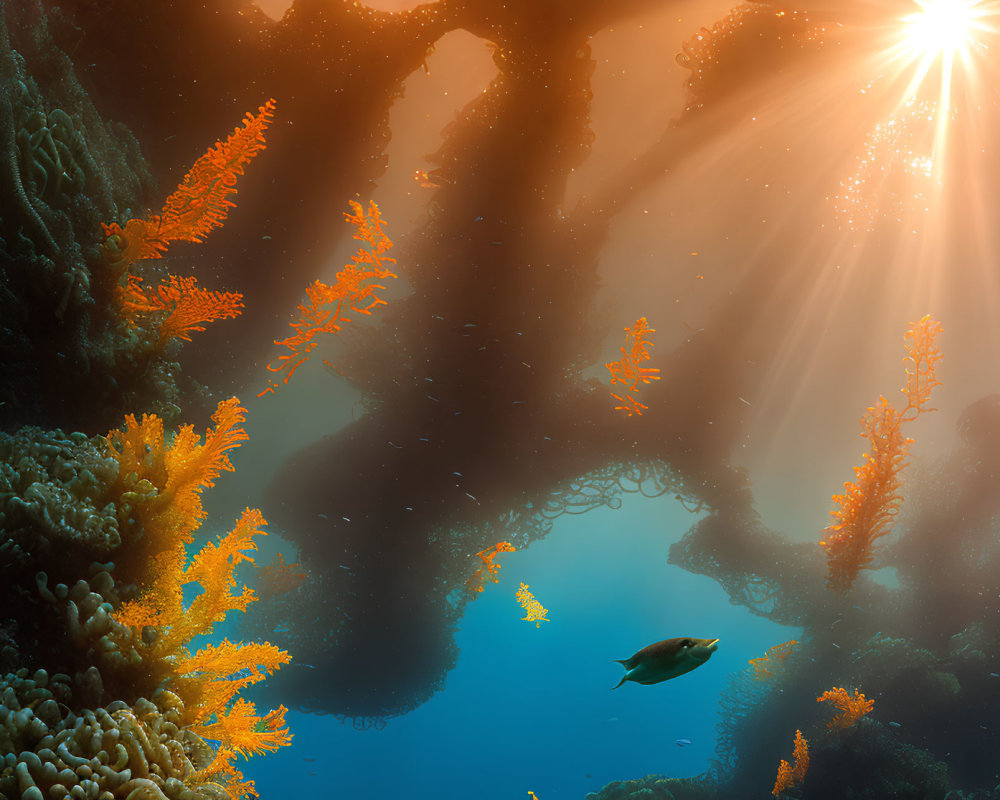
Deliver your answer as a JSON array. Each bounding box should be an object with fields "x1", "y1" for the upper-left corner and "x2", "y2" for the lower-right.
[{"x1": 681, "y1": 639, "x2": 693, "y2": 648}]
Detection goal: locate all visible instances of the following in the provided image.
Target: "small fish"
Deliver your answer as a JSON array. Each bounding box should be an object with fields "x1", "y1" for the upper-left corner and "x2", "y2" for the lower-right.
[
  {"x1": 675, "y1": 738, "x2": 693, "y2": 747},
  {"x1": 613, "y1": 637, "x2": 720, "y2": 689}
]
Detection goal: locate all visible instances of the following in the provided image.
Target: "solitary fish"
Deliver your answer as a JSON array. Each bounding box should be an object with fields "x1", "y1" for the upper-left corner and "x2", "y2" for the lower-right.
[{"x1": 612, "y1": 637, "x2": 720, "y2": 689}]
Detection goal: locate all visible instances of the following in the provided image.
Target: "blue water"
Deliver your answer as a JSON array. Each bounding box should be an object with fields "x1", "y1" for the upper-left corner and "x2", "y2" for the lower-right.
[{"x1": 245, "y1": 495, "x2": 793, "y2": 798}]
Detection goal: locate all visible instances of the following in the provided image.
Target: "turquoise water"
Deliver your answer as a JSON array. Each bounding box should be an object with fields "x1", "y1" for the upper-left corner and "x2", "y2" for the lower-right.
[{"x1": 247, "y1": 498, "x2": 791, "y2": 798}]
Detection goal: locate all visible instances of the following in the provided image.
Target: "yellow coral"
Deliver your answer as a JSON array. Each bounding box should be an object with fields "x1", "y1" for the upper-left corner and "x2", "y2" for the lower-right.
[{"x1": 516, "y1": 582, "x2": 549, "y2": 627}]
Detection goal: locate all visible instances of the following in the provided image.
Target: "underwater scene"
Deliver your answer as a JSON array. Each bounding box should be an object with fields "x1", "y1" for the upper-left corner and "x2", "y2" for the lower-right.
[{"x1": 2, "y1": 0, "x2": 1000, "y2": 797}]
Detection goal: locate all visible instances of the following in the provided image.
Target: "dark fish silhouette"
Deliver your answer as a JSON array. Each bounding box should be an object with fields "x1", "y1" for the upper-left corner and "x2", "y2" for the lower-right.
[{"x1": 612, "y1": 637, "x2": 720, "y2": 689}]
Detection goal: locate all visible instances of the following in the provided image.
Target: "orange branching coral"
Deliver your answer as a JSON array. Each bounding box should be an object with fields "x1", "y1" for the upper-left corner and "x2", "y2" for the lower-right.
[
  {"x1": 749, "y1": 639, "x2": 798, "y2": 682},
  {"x1": 817, "y1": 687, "x2": 874, "y2": 730},
  {"x1": 176, "y1": 638, "x2": 291, "y2": 725},
  {"x1": 158, "y1": 507, "x2": 266, "y2": 655},
  {"x1": 144, "y1": 509, "x2": 290, "y2": 799},
  {"x1": 101, "y1": 99, "x2": 276, "y2": 267},
  {"x1": 516, "y1": 582, "x2": 549, "y2": 627},
  {"x1": 198, "y1": 699, "x2": 292, "y2": 759},
  {"x1": 819, "y1": 315, "x2": 942, "y2": 591},
  {"x1": 259, "y1": 200, "x2": 397, "y2": 396},
  {"x1": 465, "y1": 541, "x2": 516, "y2": 593},
  {"x1": 119, "y1": 273, "x2": 244, "y2": 345},
  {"x1": 103, "y1": 101, "x2": 270, "y2": 347},
  {"x1": 109, "y1": 398, "x2": 250, "y2": 630},
  {"x1": 254, "y1": 552, "x2": 307, "y2": 599},
  {"x1": 772, "y1": 729, "x2": 809, "y2": 796},
  {"x1": 107, "y1": 401, "x2": 291, "y2": 799},
  {"x1": 606, "y1": 317, "x2": 661, "y2": 416},
  {"x1": 107, "y1": 397, "x2": 249, "y2": 544},
  {"x1": 112, "y1": 504, "x2": 265, "y2": 658}
]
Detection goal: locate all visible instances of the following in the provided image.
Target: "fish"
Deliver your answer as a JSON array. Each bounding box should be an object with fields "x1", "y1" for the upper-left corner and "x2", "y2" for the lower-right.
[
  {"x1": 675, "y1": 738, "x2": 693, "y2": 747},
  {"x1": 612, "y1": 637, "x2": 720, "y2": 689}
]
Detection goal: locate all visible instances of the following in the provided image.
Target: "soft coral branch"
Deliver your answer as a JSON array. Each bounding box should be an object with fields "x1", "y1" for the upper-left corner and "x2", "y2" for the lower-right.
[
  {"x1": 101, "y1": 99, "x2": 276, "y2": 267},
  {"x1": 106, "y1": 399, "x2": 290, "y2": 798},
  {"x1": 119, "y1": 273, "x2": 244, "y2": 345},
  {"x1": 819, "y1": 315, "x2": 942, "y2": 591},
  {"x1": 259, "y1": 200, "x2": 396, "y2": 396}
]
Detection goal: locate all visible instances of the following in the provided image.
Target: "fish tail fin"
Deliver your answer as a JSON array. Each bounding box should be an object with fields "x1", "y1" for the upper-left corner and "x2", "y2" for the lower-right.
[{"x1": 612, "y1": 675, "x2": 628, "y2": 690}]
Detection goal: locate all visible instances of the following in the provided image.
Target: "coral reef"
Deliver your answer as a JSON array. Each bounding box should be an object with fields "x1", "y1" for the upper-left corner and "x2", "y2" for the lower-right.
[
  {"x1": 0, "y1": 394, "x2": 288, "y2": 798},
  {"x1": 5, "y1": 0, "x2": 999, "y2": 797},
  {"x1": 585, "y1": 775, "x2": 718, "y2": 800},
  {"x1": 798, "y1": 718, "x2": 952, "y2": 800},
  {"x1": 0, "y1": 673, "x2": 226, "y2": 800},
  {"x1": 0, "y1": 1, "x2": 184, "y2": 431}
]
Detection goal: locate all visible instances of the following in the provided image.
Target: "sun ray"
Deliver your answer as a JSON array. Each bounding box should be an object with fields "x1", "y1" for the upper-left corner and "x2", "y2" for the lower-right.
[{"x1": 881, "y1": 0, "x2": 999, "y2": 177}]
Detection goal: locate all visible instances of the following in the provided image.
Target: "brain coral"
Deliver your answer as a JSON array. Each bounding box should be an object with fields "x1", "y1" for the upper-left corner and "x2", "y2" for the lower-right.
[{"x1": 0, "y1": 668, "x2": 229, "y2": 800}]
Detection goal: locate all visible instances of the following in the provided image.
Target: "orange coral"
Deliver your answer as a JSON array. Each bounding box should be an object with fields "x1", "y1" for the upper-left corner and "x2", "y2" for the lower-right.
[
  {"x1": 772, "y1": 729, "x2": 809, "y2": 796},
  {"x1": 819, "y1": 315, "x2": 942, "y2": 591},
  {"x1": 108, "y1": 397, "x2": 250, "y2": 631},
  {"x1": 140, "y1": 509, "x2": 291, "y2": 799},
  {"x1": 254, "y1": 552, "x2": 307, "y2": 599},
  {"x1": 119, "y1": 273, "x2": 244, "y2": 345},
  {"x1": 101, "y1": 99, "x2": 276, "y2": 267},
  {"x1": 259, "y1": 200, "x2": 397, "y2": 396},
  {"x1": 107, "y1": 396, "x2": 249, "y2": 542},
  {"x1": 465, "y1": 541, "x2": 516, "y2": 593},
  {"x1": 817, "y1": 687, "x2": 874, "y2": 730},
  {"x1": 606, "y1": 317, "x2": 661, "y2": 416},
  {"x1": 106, "y1": 400, "x2": 291, "y2": 799},
  {"x1": 175, "y1": 638, "x2": 290, "y2": 724},
  {"x1": 749, "y1": 639, "x2": 798, "y2": 681}
]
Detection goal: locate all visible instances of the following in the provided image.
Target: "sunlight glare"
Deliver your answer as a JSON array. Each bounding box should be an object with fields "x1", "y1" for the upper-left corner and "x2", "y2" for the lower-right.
[
  {"x1": 900, "y1": 0, "x2": 983, "y2": 61},
  {"x1": 868, "y1": 0, "x2": 998, "y2": 189},
  {"x1": 892, "y1": 0, "x2": 996, "y2": 104}
]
